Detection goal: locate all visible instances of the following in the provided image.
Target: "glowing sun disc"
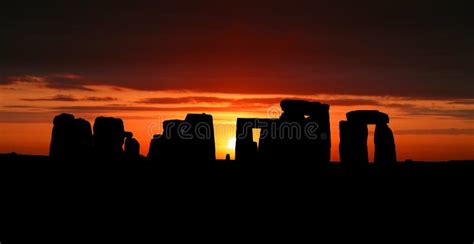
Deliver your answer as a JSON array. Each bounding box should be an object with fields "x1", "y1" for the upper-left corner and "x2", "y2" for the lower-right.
[{"x1": 227, "y1": 138, "x2": 236, "y2": 150}]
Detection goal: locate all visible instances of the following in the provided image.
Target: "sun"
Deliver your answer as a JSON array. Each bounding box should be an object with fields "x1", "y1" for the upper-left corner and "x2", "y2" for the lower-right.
[{"x1": 227, "y1": 138, "x2": 236, "y2": 150}]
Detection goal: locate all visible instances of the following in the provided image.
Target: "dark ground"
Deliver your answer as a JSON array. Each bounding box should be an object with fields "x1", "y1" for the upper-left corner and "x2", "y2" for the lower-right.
[
  {"x1": 1, "y1": 153, "x2": 474, "y2": 176},
  {"x1": 0, "y1": 153, "x2": 473, "y2": 242}
]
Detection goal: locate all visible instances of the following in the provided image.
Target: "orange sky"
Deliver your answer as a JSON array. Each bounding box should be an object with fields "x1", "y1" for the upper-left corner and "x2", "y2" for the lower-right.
[
  {"x1": 1, "y1": 82, "x2": 473, "y2": 161},
  {"x1": 1, "y1": 2, "x2": 473, "y2": 162}
]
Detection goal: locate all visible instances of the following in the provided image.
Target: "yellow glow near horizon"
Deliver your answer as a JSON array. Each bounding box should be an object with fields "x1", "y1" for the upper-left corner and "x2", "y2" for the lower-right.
[
  {"x1": 227, "y1": 138, "x2": 236, "y2": 150},
  {"x1": 0, "y1": 83, "x2": 473, "y2": 161}
]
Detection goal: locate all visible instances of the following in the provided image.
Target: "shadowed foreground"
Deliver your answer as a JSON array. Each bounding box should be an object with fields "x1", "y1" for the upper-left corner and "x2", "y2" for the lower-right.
[
  {"x1": 1, "y1": 99, "x2": 473, "y2": 242},
  {"x1": 1, "y1": 153, "x2": 474, "y2": 178},
  {"x1": 1, "y1": 153, "x2": 473, "y2": 242}
]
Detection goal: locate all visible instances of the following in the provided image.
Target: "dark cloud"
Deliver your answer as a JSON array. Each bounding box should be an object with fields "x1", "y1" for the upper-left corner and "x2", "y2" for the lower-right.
[
  {"x1": 1, "y1": 75, "x2": 43, "y2": 85},
  {"x1": 395, "y1": 128, "x2": 474, "y2": 136},
  {"x1": 49, "y1": 102, "x2": 276, "y2": 114},
  {"x1": 449, "y1": 99, "x2": 474, "y2": 105},
  {"x1": 0, "y1": 111, "x2": 55, "y2": 123},
  {"x1": 138, "y1": 97, "x2": 288, "y2": 105},
  {"x1": 44, "y1": 74, "x2": 94, "y2": 91},
  {"x1": 231, "y1": 98, "x2": 282, "y2": 105},
  {"x1": 50, "y1": 106, "x2": 252, "y2": 113},
  {"x1": 137, "y1": 96, "x2": 381, "y2": 106},
  {"x1": 2, "y1": 74, "x2": 94, "y2": 91},
  {"x1": 3, "y1": 105, "x2": 36, "y2": 109},
  {"x1": 22, "y1": 94, "x2": 79, "y2": 102},
  {"x1": 1, "y1": 1, "x2": 473, "y2": 98},
  {"x1": 84, "y1": 96, "x2": 117, "y2": 101},
  {"x1": 234, "y1": 98, "x2": 382, "y2": 106},
  {"x1": 21, "y1": 95, "x2": 117, "y2": 102},
  {"x1": 322, "y1": 99, "x2": 380, "y2": 106},
  {"x1": 137, "y1": 97, "x2": 232, "y2": 104},
  {"x1": 389, "y1": 103, "x2": 474, "y2": 120},
  {"x1": 47, "y1": 96, "x2": 385, "y2": 114}
]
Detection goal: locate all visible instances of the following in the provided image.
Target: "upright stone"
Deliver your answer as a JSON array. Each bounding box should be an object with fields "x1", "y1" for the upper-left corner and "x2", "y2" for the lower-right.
[
  {"x1": 185, "y1": 113, "x2": 216, "y2": 161},
  {"x1": 147, "y1": 114, "x2": 216, "y2": 162},
  {"x1": 72, "y1": 118, "x2": 93, "y2": 160},
  {"x1": 339, "y1": 121, "x2": 369, "y2": 168},
  {"x1": 307, "y1": 103, "x2": 331, "y2": 165},
  {"x1": 147, "y1": 134, "x2": 162, "y2": 161},
  {"x1": 124, "y1": 137, "x2": 140, "y2": 161},
  {"x1": 235, "y1": 118, "x2": 258, "y2": 161},
  {"x1": 374, "y1": 123, "x2": 397, "y2": 166},
  {"x1": 236, "y1": 100, "x2": 331, "y2": 164},
  {"x1": 50, "y1": 113, "x2": 75, "y2": 160},
  {"x1": 280, "y1": 100, "x2": 331, "y2": 165},
  {"x1": 339, "y1": 121, "x2": 351, "y2": 165},
  {"x1": 340, "y1": 110, "x2": 396, "y2": 170},
  {"x1": 49, "y1": 114, "x2": 92, "y2": 161},
  {"x1": 93, "y1": 117, "x2": 126, "y2": 160}
]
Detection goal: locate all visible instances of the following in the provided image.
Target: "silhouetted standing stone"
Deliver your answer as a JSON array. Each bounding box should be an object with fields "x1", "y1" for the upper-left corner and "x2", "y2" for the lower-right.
[
  {"x1": 307, "y1": 103, "x2": 331, "y2": 165},
  {"x1": 158, "y1": 120, "x2": 185, "y2": 162},
  {"x1": 185, "y1": 113, "x2": 216, "y2": 161},
  {"x1": 148, "y1": 114, "x2": 216, "y2": 162},
  {"x1": 374, "y1": 123, "x2": 397, "y2": 166},
  {"x1": 147, "y1": 134, "x2": 162, "y2": 161},
  {"x1": 351, "y1": 122, "x2": 369, "y2": 166},
  {"x1": 72, "y1": 118, "x2": 93, "y2": 159},
  {"x1": 49, "y1": 113, "x2": 92, "y2": 161},
  {"x1": 50, "y1": 113, "x2": 75, "y2": 160},
  {"x1": 257, "y1": 119, "x2": 280, "y2": 161},
  {"x1": 339, "y1": 121, "x2": 369, "y2": 168},
  {"x1": 124, "y1": 132, "x2": 140, "y2": 161},
  {"x1": 235, "y1": 118, "x2": 259, "y2": 161},
  {"x1": 93, "y1": 117, "x2": 126, "y2": 160},
  {"x1": 235, "y1": 100, "x2": 331, "y2": 165},
  {"x1": 339, "y1": 121, "x2": 351, "y2": 165},
  {"x1": 339, "y1": 110, "x2": 397, "y2": 170}
]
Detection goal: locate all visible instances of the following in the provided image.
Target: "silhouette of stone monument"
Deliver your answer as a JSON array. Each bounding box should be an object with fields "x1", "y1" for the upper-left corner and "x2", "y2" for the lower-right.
[
  {"x1": 339, "y1": 110, "x2": 396, "y2": 168},
  {"x1": 49, "y1": 113, "x2": 92, "y2": 161},
  {"x1": 280, "y1": 100, "x2": 331, "y2": 163},
  {"x1": 147, "y1": 113, "x2": 216, "y2": 162},
  {"x1": 93, "y1": 117, "x2": 128, "y2": 160},
  {"x1": 147, "y1": 134, "x2": 163, "y2": 161},
  {"x1": 374, "y1": 122, "x2": 397, "y2": 166},
  {"x1": 235, "y1": 118, "x2": 273, "y2": 161},
  {"x1": 124, "y1": 132, "x2": 140, "y2": 161},
  {"x1": 235, "y1": 100, "x2": 331, "y2": 164}
]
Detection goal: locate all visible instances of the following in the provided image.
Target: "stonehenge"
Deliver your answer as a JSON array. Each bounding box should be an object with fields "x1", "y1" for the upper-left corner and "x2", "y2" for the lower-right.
[
  {"x1": 374, "y1": 122, "x2": 397, "y2": 166},
  {"x1": 147, "y1": 134, "x2": 163, "y2": 161},
  {"x1": 339, "y1": 110, "x2": 397, "y2": 168},
  {"x1": 93, "y1": 117, "x2": 127, "y2": 160},
  {"x1": 49, "y1": 114, "x2": 139, "y2": 161},
  {"x1": 147, "y1": 113, "x2": 216, "y2": 162},
  {"x1": 48, "y1": 100, "x2": 397, "y2": 166},
  {"x1": 49, "y1": 113, "x2": 92, "y2": 161},
  {"x1": 124, "y1": 132, "x2": 140, "y2": 161},
  {"x1": 235, "y1": 118, "x2": 276, "y2": 161},
  {"x1": 280, "y1": 100, "x2": 331, "y2": 164},
  {"x1": 235, "y1": 99, "x2": 331, "y2": 164}
]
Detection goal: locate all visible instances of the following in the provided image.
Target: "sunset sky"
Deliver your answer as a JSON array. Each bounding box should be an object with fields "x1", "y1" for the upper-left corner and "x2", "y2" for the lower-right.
[{"x1": 1, "y1": 1, "x2": 473, "y2": 160}]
